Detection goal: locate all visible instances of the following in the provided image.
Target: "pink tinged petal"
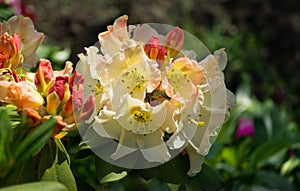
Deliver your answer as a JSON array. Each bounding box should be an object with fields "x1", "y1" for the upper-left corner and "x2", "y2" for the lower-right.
[
  {"x1": 98, "y1": 15, "x2": 129, "y2": 55},
  {"x1": 53, "y1": 61, "x2": 73, "y2": 77},
  {"x1": 0, "y1": 81, "x2": 10, "y2": 103},
  {"x1": 12, "y1": 33, "x2": 21, "y2": 51},
  {"x1": 2, "y1": 15, "x2": 44, "y2": 68},
  {"x1": 72, "y1": 89, "x2": 84, "y2": 111},
  {"x1": 34, "y1": 59, "x2": 54, "y2": 95},
  {"x1": 132, "y1": 24, "x2": 160, "y2": 43},
  {"x1": 186, "y1": 144, "x2": 205, "y2": 177},
  {"x1": 173, "y1": 57, "x2": 206, "y2": 85},
  {"x1": 1, "y1": 81, "x2": 44, "y2": 108},
  {"x1": 163, "y1": 27, "x2": 184, "y2": 58},
  {"x1": 79, "y1": 94, "x2": 96, "y2": 121},
  {"x1": 68, "y1": 70, "x2": 85, "y2": 93},
  {"x1": 213, "y1": 48, "x2": 227, "y2": 71}
]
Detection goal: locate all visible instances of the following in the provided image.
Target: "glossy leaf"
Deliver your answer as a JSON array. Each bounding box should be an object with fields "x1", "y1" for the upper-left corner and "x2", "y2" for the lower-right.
[
  {"x1": 100, "y1": 171, "x2": 127, "y2": 184},
  {"x1": 14, "y1": 117, "x2": 57, "y2": 165},
  {"x1": 95, "y1": 157, "x2": 128, "y2": 183},
  {"x1": 0, "y1": 181, "x2": 67, "y2": 191},
  {"x1": 41, "y1": 159, "x2": 77, "y2": 191},
  {"x1": 54, "y1": 138, "x2": 70, "y2": 164}
]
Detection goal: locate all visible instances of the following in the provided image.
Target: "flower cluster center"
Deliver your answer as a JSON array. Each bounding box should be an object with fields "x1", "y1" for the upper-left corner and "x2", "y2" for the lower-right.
[{"x1": 130, "y1": 106, "x2": 152, "y2": 123}]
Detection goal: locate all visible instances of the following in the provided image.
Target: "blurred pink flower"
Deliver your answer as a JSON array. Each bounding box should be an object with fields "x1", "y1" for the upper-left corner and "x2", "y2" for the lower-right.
[
  {"x1": 3, "y1": 0, "x2": 36, "y2": 21},
  {"x1": 236, "y1": 118, "x2": 255, "y2": 138}
]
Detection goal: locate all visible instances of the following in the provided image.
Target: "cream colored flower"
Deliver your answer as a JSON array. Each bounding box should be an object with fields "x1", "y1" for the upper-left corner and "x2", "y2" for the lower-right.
[
  {"x1": 162, "y1": 56, "x2": 206, "y2": 110},
  {"x1": 167, "y1": 49, "x2": 234, "y2": 176},
  {"x1": 98, "y1": 15, "x2": 129, "y2": 56},
  {"x1": 102, "y1": 44, "x2": 161, "y2": 109},
  {"x1": 75, "y1": 15, "x2": 235, "y2": 175},
  {"x1": 92, "y1": 94, "x2": 171, "y2": 163}
]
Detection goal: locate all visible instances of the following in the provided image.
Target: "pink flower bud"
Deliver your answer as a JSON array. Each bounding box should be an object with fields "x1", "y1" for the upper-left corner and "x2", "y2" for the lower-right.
[
  {"x1": 18, "y1": 107, "x2": 41, "y2": 126},
  {"x1": 236, "y1": 118, "x2": 255, "y2": 138},
  {"x1": 163, "y1": 27, "x2": 184, "y2": 58},
  {"x1": 144, "y1": 36, "x2": 167, "y2": 63},
  {"x1": 68, "y1": 70, "x2": 84, "y2": 93},
  {"x1": 48, "y1": 76, "x2": 68, "y2": 101},
  {"x1": 62, "y1": 96, "x2": 75, "y2": 124},
  {"x1": 34, "y1": 59, "x2": 54, "y2": 95},
  {"x1": 79, "y1": 95, "x2": 96, "y2": 121}
]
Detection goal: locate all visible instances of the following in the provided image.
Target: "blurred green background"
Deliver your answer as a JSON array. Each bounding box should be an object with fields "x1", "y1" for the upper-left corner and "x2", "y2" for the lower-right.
[{"x1": 26, "y1": 0, "x2": 300, "y2": 123}]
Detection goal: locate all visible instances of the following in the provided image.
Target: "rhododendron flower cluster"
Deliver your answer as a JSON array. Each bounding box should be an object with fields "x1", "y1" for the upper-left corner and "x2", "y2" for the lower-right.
[
  {"x1": 0, "y1": 15, "x2": 95, "y2": 138},
  {"x1": 76, "y1": 15, "x2": 235, "y2": 176}
]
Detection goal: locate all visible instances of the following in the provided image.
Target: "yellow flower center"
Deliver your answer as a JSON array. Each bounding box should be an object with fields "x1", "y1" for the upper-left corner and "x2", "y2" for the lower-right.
[
  {"x1": 120, "y1": 67, "x2": 144, "y2": 89},
  {"x1": 130, "y1": 106, "x2": 152, "y2": 123},
  {"x1": 166, "y1": 67, "x2": 189, "y2": 89},
  {"x1": 95, "y1": 80, "x2": 103, "y2": 95}
]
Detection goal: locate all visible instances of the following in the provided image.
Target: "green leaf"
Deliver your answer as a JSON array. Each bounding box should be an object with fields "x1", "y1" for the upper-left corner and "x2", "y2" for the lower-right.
[
  {"x1": 0, "y1": 8, "x2": 14, "y2": 21},
  {"x1": 54, "y1": 138, "x2": 70, "y2": 165},
  {"x1": 158, "y1": 154, "x2": 223, "y2": 191},
  {"x1": 0, "y1": 107, "x2": 13, "y2": 175},
  {"x1": 38, "y1": 142, "x2": 57, "y2": 179},
  {"x1": 95, "y1": 157, "x2": 128, "y2": 183},
  {"x1": 0, "y1": 181, "x2": 67, "y2": 191},
  {"x1": 281, "y1": 157, "x2": 300, "y2": 175},
  {"x1": 195, "y1": 164, "x2": 224, "y2": 191},
  {"x1": 251, "y1": 136, "x2": 300, "y2": 168},
  {"x1": 51, "y1": 48, "x2": 71, "y2": 64},
  {"x1": 100, "y1": 171, "x2": 127, "y2": 184},
  {"x1": 41, "y1": 159, "x2": 77, "y2": 191},
  {"x1": 254, "y1": 170, "x2": 297, "y2": 191},
  {"x1": 74, "y1": 141, "x2": 92, "y2": 159},
  {"x1": 167, "y1": 183, "x2": 180, "y2": 191},
  {"x1": 14, "y1": 117, "x2": 57, "y2": 165},
  {"x1": 0, "y1": 159, "x2": 34, "y2": 186}
]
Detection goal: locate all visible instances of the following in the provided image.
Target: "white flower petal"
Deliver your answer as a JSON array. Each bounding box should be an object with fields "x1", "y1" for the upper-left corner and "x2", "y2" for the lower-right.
[
  {"x1": 93, "y1": 109, "x2": 121, "y2": 139},
  {"x1": 167, "y1": 131, "x2": 186, "y2": 149},
  {"x1": 186, "y1": 144, "x2": 205, "y2": 177},
  {"x1": 137, "y1": 129, "x2": 171, "y2": 163},
  {"x1": 111, "y1": 128, "x2": 138, "y2": 160},
  {"x1": 78, "y1": 46, "x2": 107, "y2": 79}
]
